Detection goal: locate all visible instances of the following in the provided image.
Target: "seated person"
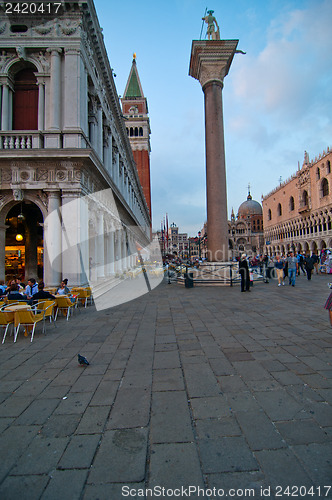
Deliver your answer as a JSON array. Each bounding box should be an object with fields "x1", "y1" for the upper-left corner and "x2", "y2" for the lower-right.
[
  {"x1": 0, "y1": 280, "x2": 7, "y2": 296},
  {"x1": 28, "y1": 281, "x2": 55, "y2": 305},
  {"x1": 25, "y1": 278, "x2": 38, "y2": 299},
  {"x1": 7, "y1": 284, "x2": 28, "y2": 301},
  {"x1": 56, "y1": 281, "x2": 70, "y2": 295}
]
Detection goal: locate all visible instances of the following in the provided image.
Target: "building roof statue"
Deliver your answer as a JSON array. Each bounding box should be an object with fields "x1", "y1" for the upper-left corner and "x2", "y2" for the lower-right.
[{"x1": 202, "y1": 10, "x2": 220, "y2": 40}]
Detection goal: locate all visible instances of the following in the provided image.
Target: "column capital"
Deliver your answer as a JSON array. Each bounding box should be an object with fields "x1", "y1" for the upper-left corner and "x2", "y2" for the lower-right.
[
  {"x1": 189, "y1": 39, "x2": 239, "y2": 88},
  {"x1": 46, "y1": 47, "x2": 62, "y2": 56}
]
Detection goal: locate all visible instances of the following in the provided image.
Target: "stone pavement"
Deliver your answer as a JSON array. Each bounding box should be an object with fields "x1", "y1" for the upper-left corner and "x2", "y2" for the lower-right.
[{"x1": 0, "y1": 273, "x2": 331, "y2": 500}]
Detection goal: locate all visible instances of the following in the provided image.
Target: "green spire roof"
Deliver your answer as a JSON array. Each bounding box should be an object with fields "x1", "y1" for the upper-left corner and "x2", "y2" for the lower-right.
[{"x1": 123, "y1": 57, "x2": 144, "y2": 99}]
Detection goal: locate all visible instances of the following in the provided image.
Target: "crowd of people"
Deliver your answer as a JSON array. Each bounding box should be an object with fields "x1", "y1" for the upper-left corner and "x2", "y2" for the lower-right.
[{"x1": 0, "y1": 277, "x2": 72, "y2": 305}]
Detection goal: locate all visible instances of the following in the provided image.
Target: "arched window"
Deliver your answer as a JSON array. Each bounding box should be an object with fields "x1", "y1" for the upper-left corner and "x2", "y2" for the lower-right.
[
  {"x1": 327, "y1": 160, "x2": 331, "y2": 174},
  {"x1": 302, "y1": 190, "x2": 308, "y2": 206},
  {"x1": 13, "y1": 68, "x2": 38, "y2": 130},
  {"x1": 134, "y1": 127, "x2": 138, "y2": 136},
  {"x1": 268, "y1": 209, "x2": 272, "y2": 220},
  {"x1": 139, "y1": 127, "x2": 143, "y2": 137},
  {"x1": 321, "y1": 178, "x2": 329, "y2": 197},
  {"x1": 316, "y1": 167, "x2": 320, "y2": 180},
  {"x1": 289, "y1": 196, "x2": 295, "y2": 211},
  {"x1": 277, "y1": 203, "x2": 282, "y2": 216}
]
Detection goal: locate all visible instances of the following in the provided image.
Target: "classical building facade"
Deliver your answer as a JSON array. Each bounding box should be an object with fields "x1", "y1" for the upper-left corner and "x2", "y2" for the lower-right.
[
  {"x1": 262, "y1": 149, "x2": 332, "y2": 256},
  {"x1": 228, "y1": 191, "x2": 264, "y2": 259},
  {"x1": 121, "y1": 55, "x2": 151, "y2": 219},
  {"x1": 0, "y1": 0, "x2": 151, "y2": 285}
]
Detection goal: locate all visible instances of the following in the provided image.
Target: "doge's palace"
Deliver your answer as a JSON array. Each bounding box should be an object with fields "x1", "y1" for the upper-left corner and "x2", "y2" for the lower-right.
[{"x1": 0, "y1": 0, "x2": 151, "y2": 286}]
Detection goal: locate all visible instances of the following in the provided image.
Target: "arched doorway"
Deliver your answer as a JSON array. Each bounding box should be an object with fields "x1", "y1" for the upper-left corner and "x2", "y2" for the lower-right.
[{"x1": 5, "y1": 201, "x2": 43, "y2": 282}]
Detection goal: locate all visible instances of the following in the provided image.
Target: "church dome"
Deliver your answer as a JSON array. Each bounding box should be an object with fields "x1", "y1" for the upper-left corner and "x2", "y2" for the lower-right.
[{"x1": 238, "y1": 192, "x2": 262, "y2": 217}]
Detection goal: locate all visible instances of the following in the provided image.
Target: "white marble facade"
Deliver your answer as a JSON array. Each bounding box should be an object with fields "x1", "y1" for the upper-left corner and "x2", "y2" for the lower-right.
[{"x1": 0, "y1": 0, "x2": 151, "y2": 285}]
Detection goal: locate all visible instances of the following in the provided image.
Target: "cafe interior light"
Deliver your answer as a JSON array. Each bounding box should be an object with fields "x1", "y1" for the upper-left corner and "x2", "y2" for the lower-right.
[{"x1": 15, "y1": 233, "x2": 23, "y2": 242}]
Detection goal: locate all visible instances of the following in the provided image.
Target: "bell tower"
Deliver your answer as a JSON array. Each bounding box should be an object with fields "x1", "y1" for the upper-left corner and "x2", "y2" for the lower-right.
[{"x1": 121, "y1": 55, "x2": 152, "y2": 219}]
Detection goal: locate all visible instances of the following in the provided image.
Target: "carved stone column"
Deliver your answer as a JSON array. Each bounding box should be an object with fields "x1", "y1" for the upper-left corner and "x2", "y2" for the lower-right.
[
  {"x1": 189, "y1": 40, "x2": 238, "y2": 261},
  {"x1": 44, "y1": 190, "x2": 62, "y2": 286}
]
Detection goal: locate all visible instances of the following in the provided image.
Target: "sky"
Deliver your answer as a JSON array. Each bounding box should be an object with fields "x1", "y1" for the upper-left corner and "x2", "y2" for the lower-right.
[{"x1": 93, "y1": 0, "x2": 332, "y2": 236}]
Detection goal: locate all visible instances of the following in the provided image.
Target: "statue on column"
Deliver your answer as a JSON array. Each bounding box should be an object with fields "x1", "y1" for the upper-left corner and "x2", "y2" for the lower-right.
[{"x1": 202, "y1": 10, "x2": 220, "y2": 40}]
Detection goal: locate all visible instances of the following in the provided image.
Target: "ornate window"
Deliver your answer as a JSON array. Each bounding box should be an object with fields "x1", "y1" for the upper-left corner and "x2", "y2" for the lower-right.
[
  {"x1": 289, "y1": 196, "x2": 295, "y2": 211},
  {"x1": 13, "y1": 68, "x2": 38, "y2": 130},
  {"x1": 316, "y1": 167, "x2": 320, "y2": 180},
  {"x1": 321, "y1": 178, "x2": 329, "y2": 197},
  {"x1": 268, "y1": 209, "x2": 272, "y2": 220},
  {"x1": 327, "y1": 160, "x2": 331, "y2": 174},
  {"x1": 277, "y1": 203, "x2": 282, "y2": 216}
]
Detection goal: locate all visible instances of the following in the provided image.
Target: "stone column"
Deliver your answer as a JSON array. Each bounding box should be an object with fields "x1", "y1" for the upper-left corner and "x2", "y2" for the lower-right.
[
  {"x1": 189, "y1": 40, "x2": 238, "y2": 261},
  {"x1": 1, "y1": 83, "x2": 9, "y2": 130},
  {"x1": 61, "y1": 190, "x2": 89, "y2": 286},
  {"x1": 44, "y1": 190, "x2": 62, "y2": 286},
  {"x1": 96, "y1": 212, "x2": 105, "y2": 279},
  {"x1": 47, "y1": 48, "x2": 62, "y2": 130},
  {"x1": 0, "y1": 223, "x2": 7, "y2": 281},
  {"x1": 37, "y1": 79, "x2": 45, "y2": 131}
]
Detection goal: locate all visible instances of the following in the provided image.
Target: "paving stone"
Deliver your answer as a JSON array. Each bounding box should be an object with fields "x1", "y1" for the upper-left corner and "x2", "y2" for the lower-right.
[
  {"x1": 11, "y1": 435, "x2": 69, "y2": 475},
  {"x1": 275, "y1": 419, "x2": 329, "y2": 445},
  {"x1": 0, "y1": 474, "x2": 49, "y2": 500},
  {"x1": 228, "y1": 392, "x2": 263, "y2": 412},
  {"x1": 42, "y1": 469, "x2": 88, "y2": 500},
  {"x1": 58, "y1": 434, "x2": 100, "y2": 469},
  {"x1": 206, "y1": 471, "x2": 269, "y2": 497},
  {"x1": 70, "y1": 374, "x2": 103, "y2": 393},
  {"x1": 75, "y1": 406, "x2": 110, "y2": 435},
  {"x1": 198, "y1": 436, "x2": 259, "y2": 473},
  {"x1": 0, "y1": 425, "x2": 39, "y2": 482},
  {"x1": 0, "y1": 396, "x2": 33, "y2": 418},
  {"x1": 88, "y1": 428, "x2": 147, "y2": 484},
  {"x1": 253, "y1": 389, "x2": 308, "y2": 421},
  {"x1": 40, "y1": 414, "x2": 81, "y2": 438},
  {"x1": 89, "y1": 380, "x2": 118, "y2": 406},
  {"x1": 195, "y1": 417, "x2": 241, "y2": 439},
  {"x1": 153, "y1": 351, "x2": 180, "y2": 369},
  {"x1": 232, "y1": 360, "x2": 273, "y2": 381},
  {"x1": 150, "y1": 391, "x2": 194, "y2": 443},
  {"x1": 149, "y1": 442, "x2": 204, "y2": 490},
  {"x1": 218, "y1": 375, "x2": 248, "y2": 392},
  {"x1": 255, "y1": 448, "x2": 313, "y2": 489},
  {"x1": 190, "y1": 395, "x2": 231, "y2": 419},
  {"x1": 236, "y1": 411, "x2": 286, "y2": 450},
  {"x1": 152, "y1": 368, "x2": 185, "y2": 391},
  {"x1": 183, "y1": 363, "x2": 221, "y2": 397},
  {"x1": 106, "y1": 387, "x2": 150, "y2": 429},
  {"x1": 15, "y1": 398, "x2": 60, "y2": 426},
  {"x1": 83, "y1": 482, "x2": 146, "y2": 500},
  {"x1": 292, "y1": 443, "x2": 332, "y2": 486}
]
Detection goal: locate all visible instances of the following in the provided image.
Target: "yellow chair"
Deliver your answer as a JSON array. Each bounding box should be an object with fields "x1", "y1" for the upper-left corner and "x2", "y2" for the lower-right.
[
  {"x1": 54, "y1": 296, "x2": 75, "y2": 321},
  {"x1": 7, "y1": 299, "x2": 28, "y2": 304},
  {"x1": 0, "y1": 309, "x2": 14, "y2": 344},
  {"x1": 71, "y1": 288, "x2": 88, "y2": 308},
  {"x1": 14, "y1": 308, "x2": 45, "y2": 342},
  {"x1": 85, "y1": 287, "x2": 93, "y2": 305},
  {"x1": 37, "y1": 300, "x2": 56, "y2": 326}
]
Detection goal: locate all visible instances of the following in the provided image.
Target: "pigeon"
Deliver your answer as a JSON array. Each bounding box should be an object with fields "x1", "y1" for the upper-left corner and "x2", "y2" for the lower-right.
[{"x1": 78, "y1": 354, "x2": 89, "y2": 366}]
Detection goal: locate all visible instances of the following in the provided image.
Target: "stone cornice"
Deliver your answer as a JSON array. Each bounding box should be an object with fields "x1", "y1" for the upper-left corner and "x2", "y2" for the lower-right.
[{"x1": 189, "y1": 40, "x2": 239, "y2": 88}]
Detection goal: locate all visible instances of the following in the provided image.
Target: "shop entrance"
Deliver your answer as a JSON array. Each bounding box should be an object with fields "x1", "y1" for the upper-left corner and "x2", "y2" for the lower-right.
[{"x1": 5, "y1": 201, "x2": 43, "y2": 283}]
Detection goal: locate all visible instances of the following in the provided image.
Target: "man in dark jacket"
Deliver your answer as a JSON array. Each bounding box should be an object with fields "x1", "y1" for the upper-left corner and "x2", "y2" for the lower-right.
[
  {"x1": 304, "y1": 255, "x2": 314, "y2": 281},
  {"x1": 7, "y1": 284, "x2": 28, "y2": 301},
  {"x1": 28, "y1": 281, "x2": 55, "y2": 305}
]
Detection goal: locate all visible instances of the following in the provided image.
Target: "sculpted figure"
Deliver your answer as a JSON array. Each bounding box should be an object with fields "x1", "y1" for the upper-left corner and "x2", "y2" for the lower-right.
[{"x1": 202, "y1": 10, "x2": 220, "y2": 40}]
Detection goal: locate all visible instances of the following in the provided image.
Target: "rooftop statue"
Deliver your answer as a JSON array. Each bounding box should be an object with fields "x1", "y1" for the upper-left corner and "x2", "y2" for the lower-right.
[{"x1": 202, "y1": 10, "x2": 220, "y2": 40}]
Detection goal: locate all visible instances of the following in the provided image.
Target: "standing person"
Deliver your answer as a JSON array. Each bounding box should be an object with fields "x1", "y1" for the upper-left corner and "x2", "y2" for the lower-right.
[
  {"x1": 312, "y1": 252, "x2": 320, "y2": 275},
  {"x1": 239, "y1": 254, "x2": 250, "y2": 292},
  {"x1": 287, "y1": 251, "x2": 298, "y2": 287},
  {"x1": 274, "y1": 255, "x2": 285, "y2": 286},
  {"x1": 304, "y1": 254, "x2": 314, "y2": 280},
  {"x1": 324, "y1": 286, "x2": 332, "y2": 326}
]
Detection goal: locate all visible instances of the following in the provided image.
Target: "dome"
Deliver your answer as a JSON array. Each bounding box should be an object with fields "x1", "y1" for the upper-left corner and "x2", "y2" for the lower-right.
[{"x1": 238, "y1": 193, "x2": 262, "y2": 217}]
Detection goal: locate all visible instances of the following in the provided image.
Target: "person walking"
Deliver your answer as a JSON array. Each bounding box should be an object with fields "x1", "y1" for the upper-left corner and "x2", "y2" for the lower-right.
[
  {"x1": 239, "y1": 254, "x2": 250, "y2": 292},
  {"x1": 287, "y1": 251, "x2": 298, "y2": 287},
  {"x1": 304, "y1": 254, "x2": 314, "y2": 281},
  {"x1": 312, "y1": 252, "x2": 320, "y2": 274},
  {"x1": 274, "y1": 255, "x2": 285, "y2": 286}
]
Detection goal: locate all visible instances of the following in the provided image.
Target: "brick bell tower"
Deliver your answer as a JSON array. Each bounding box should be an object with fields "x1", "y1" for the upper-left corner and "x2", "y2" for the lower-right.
[{"x1": 121, "y1": 54, "x2": 152, "y2": 220}]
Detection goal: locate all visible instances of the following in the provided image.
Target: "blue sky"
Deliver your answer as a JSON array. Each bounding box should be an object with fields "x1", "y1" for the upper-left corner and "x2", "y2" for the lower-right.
[{"x1": 93, "y1": 0, "x2": 332, "y2": 236}]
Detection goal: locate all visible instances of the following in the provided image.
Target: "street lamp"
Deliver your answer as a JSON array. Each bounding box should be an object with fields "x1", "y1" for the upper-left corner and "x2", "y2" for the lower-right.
[{"x1": 198, "y1": 231, "x2": 201, "y2": 260}]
